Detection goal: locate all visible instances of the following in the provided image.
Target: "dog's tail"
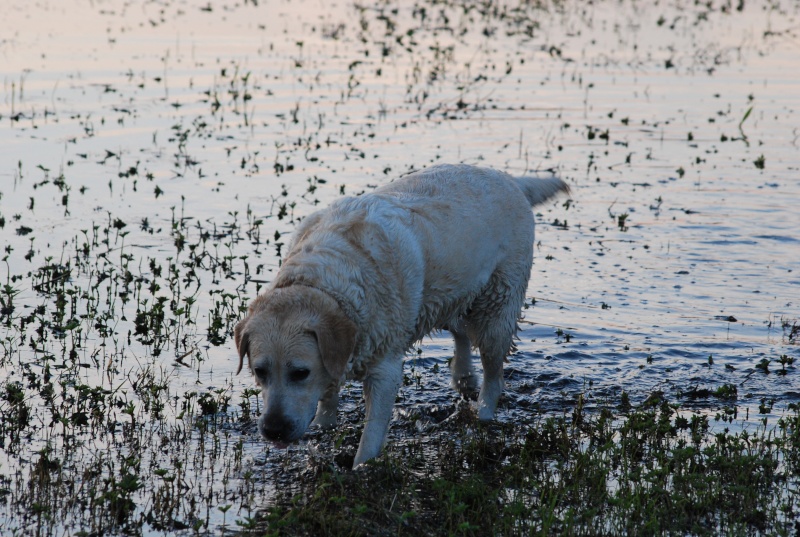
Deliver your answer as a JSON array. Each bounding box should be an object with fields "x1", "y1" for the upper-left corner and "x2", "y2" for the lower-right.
[{"x1": 513, "y1": 174, "x2": 570, "y2": 207}]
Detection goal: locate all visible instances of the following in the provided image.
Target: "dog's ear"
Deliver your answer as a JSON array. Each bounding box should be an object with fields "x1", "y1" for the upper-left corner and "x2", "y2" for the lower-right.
[
  {"x1": 312, "y1": 309, "x2": 356, "y2": 381},
  {"x1": 234, "y1": 318, "x2": 250, "y2": 375}
]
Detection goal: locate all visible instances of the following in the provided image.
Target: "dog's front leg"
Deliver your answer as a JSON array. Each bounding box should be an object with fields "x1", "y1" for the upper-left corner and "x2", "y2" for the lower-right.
[
  {"x1": 311, "y1": 384, "x2": 339, "y2": 429},
  {"x1": 352, "y1": 357, "x2": 403, "y2": 468}
]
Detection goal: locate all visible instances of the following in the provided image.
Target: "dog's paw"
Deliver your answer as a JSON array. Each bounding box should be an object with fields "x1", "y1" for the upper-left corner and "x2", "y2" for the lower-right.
[
  {"x1": 310, "y1": 415, "x2": 337, "y2": 429},
  {"x1": 451, "y1": 373, "x2": 479, "y2": 397},
  {"x1": 475, "y1": 400, "x2": 497, "y2": 422}
]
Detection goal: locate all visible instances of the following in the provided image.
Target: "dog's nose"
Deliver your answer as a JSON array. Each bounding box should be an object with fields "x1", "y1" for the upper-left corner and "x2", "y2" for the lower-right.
[{"x1": 259, "y1": 413, "x2": 290, "y2": 441}]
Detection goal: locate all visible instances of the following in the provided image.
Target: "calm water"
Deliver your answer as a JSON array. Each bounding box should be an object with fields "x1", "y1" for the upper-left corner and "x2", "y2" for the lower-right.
[{"x1": 1, "y1": 0, "x2": 799, "y2": 533}]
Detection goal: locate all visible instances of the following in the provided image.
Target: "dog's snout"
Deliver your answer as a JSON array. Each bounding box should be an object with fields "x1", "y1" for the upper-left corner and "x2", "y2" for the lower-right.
[{"x1": 258, "y1": 412, "x2": 291, "y2": 441}]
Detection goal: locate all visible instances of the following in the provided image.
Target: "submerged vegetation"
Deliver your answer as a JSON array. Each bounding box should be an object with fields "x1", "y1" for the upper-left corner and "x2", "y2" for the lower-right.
[{"x1": 1, "y1": 0, "x2": 799, "y2": 535}]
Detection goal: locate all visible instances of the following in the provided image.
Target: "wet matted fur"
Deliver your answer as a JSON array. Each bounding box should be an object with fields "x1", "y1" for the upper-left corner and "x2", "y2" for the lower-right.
[{"x1": 235, "y1": 163, "x2": 570, "y2": 467}]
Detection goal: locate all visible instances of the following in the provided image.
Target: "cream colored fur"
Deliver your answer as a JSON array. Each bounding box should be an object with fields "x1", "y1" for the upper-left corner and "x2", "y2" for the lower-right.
[{"x1": 235, "y1": 163, "x2": 569, "y2": 467}]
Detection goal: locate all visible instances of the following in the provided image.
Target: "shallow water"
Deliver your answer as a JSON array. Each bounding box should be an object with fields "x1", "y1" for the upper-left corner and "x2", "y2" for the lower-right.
[{"x1": 1, "y1": 0, "x2": 799, "y2": 534}]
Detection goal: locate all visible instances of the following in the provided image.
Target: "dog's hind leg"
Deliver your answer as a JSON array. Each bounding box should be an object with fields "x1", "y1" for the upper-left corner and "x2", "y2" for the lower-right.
[
  {"x1": 353, "y1": 357, "x2": 403, "y2": 468},
  {"x1": 467, "y1": 267, "x2": 529, "y2": 421},
  {"x1": 449, "y1": 318, "x2": 477, "y2": 396},
  {"x1": 476, "y1": 345, "x2": 505, "y2": 421}
]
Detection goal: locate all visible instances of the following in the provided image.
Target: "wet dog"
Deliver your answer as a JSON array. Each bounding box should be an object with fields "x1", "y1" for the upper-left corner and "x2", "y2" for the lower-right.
[{"x1": 235, "y1": 163, "x2": 569, "y2": 467}]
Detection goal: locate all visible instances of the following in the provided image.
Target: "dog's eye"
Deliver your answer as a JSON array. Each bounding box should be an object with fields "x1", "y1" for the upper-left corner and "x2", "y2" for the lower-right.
[{"x1": 289, "y1": 368, "x2": 310, "y2": 383}]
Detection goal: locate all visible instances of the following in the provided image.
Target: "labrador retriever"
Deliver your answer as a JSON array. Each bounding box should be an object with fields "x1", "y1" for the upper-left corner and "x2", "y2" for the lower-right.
[{"x1": 234, "y1": 163, "x2": 569, "y2": 467}]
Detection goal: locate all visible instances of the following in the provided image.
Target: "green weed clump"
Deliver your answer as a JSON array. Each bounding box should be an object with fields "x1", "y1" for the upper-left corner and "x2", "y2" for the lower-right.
[{"x1": 257, "y1": 397, "x2": 800, "y2": 537}]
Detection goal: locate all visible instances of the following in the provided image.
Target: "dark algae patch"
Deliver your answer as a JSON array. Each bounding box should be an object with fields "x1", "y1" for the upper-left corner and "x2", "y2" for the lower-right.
[{"x1": 1, "y1": 0, "x2": 799, "y2": 535}]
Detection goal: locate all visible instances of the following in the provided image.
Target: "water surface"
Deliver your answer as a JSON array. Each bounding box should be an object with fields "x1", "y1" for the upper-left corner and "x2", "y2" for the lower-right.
[{"x1": 1, "y1": 0, "x2": 798, "y2": 533}]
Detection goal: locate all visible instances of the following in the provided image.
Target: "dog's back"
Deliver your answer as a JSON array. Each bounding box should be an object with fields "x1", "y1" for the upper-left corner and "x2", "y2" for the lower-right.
[{"x1": 279, "y1": 163, "x2": 569, "y2": 359}]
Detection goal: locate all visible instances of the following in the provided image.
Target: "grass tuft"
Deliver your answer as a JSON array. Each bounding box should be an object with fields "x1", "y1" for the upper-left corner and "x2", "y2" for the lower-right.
[{"x1": 254, "y1": 395, "x2": 800, "y2": 536}]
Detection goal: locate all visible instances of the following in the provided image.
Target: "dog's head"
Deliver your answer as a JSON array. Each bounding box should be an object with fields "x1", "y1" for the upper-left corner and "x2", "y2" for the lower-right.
[{"x1": 234, "y1": 287, "x2": 356, "y2": 445}]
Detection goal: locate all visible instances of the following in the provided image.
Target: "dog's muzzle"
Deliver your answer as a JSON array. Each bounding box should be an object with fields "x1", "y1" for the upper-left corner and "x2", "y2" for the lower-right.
[{"x1": 258, "y1": 412, "x2": 300, "y2": 445}]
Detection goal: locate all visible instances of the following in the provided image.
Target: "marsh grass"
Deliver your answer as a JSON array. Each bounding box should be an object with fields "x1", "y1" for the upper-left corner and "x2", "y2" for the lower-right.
[
  {"x1": 0, "y1": 200, "x2": 261, "y2": 535},
  {"x1": 256, "y1": 396, "x2": 800, "y2": 536}
]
